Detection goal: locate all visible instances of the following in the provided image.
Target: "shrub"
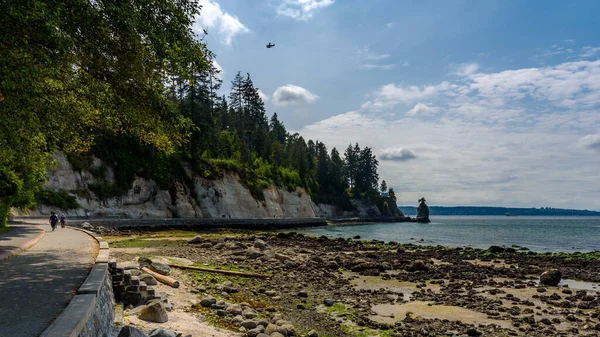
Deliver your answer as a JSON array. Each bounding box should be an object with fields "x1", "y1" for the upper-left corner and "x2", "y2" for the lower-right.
[{"x1": 35, "y1": 189, "x2": 80, "y2": 210}]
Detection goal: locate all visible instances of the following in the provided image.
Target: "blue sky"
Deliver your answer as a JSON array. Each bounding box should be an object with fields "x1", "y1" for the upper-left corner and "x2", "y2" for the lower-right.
[{"x1": 195, "y1": 0, "x2": 600, "y2": 210}]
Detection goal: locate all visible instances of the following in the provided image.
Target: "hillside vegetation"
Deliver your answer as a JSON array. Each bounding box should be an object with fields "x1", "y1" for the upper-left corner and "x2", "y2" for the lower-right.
[{"x1": 0, "y1": 0, "x2": 397, "y2": 225}]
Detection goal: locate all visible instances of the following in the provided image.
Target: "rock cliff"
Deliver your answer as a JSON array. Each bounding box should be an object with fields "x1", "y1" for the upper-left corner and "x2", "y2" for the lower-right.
[{"x1": 25, "y1": 152, "x2": 382, "y2": 219}]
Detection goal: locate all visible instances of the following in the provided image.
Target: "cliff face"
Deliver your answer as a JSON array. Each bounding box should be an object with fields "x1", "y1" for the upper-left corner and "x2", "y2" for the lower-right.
[{"x1": 27, "y1": 152, "x2": 324, "y2": 219}]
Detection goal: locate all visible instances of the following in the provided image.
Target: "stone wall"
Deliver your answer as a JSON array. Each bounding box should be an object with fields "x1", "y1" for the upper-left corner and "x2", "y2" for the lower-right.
[{"x1": 40, "y1": 229, "x2": 116, "y2": 337}]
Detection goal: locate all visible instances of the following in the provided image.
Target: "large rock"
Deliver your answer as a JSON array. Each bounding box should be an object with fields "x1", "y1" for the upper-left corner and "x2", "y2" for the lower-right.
[
  {"x1": 138, "y1": 301, "x2": 169, "y2": 323},
  {"x1": 139, "y1": 273, "x2": 158, "y2": 286},
  {"x1": 148, "y1": 328, "x2": 177, "y2": 337},
  {"x1": 149, "y1": 262, "x2": 170, "y2": 276},
  {"x1": 118, "y1": 326, "x2": 150, "y2": 337},
  {"x1": 415, "y1": 197, "x2": 430, "y2": 223},
  {"x1": 540, "y1": 269, "x2": 562, "y2": 286},
  {"x1": 188, "y1": 235, "x2": 204, "y2": 244}
]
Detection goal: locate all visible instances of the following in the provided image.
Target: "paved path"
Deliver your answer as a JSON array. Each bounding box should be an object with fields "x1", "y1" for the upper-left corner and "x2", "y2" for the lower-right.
[{"x1": 0, "y1": 220, "x2": 98, "y2": 337}]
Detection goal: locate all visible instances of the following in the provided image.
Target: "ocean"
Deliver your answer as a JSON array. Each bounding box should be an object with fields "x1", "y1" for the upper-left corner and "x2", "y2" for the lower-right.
[{"x1": 293, "y1": 216, "x2": 600, "y2": 253}]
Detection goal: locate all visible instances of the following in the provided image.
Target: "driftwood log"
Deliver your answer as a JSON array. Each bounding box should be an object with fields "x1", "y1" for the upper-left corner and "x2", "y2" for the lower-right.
[
  {"x1": 168, "y1": 264, "x2": 271, "y2": 279},
  {"x1": 141, "y1": 267, "x2": 180, "y2": 288}
]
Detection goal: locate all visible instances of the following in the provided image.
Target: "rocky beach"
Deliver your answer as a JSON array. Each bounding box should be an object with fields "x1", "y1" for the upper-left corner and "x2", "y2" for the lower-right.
[{"x1": 97, "y1": 225, "x2": 600, "y2": 337}]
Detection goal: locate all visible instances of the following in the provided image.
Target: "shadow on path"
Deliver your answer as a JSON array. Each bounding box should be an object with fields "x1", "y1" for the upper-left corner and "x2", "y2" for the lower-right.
[{"x1": 0, "y1": 228, "x2": 97, "y2": 337}]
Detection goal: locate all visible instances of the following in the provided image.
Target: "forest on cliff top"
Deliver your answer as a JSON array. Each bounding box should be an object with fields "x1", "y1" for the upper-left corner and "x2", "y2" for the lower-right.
[{"x1": 0, "y1": 0, "x2": 396, "y2": 225}]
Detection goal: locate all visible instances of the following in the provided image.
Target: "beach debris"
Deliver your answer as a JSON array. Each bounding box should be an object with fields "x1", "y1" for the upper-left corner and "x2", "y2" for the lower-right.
[
  {"x1": 540, "y1": 269, "x2": 562, "y2": 286},
  {"x1": 141, "y1": 267, "x2": 180, "y2": 288},
  {"x1": 168, "y1": 263, "x2": 271, "y2": 279}
]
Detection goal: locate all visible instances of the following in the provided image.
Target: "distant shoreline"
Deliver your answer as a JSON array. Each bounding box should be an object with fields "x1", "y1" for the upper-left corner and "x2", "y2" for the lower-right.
[{"x1": 398, "y1": 206, "x2": 600, "y2": 217}]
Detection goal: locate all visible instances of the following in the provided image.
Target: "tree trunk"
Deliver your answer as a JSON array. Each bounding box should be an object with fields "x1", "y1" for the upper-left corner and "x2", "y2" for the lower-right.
[{"x1": 0, "y1": 200, "x2": 11, "y2": 227}]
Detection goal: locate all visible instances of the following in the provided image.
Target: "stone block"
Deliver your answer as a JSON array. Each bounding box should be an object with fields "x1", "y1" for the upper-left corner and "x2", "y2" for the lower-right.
[
  {"x1": 125, "y1": 285, "x2": 139, "y2": 292},
  {"x1": 131, "y1": 276, "x2": 140, "y2": 286},
  {"x1": 96, "y1": 249, "x2": 110, "y2": 263},
  {"x1": 78, "y1": 263, "x2": 108, "y2": 295},
  {"x1": 139, "y1": 282, "x2": 148, "y2": 292}
]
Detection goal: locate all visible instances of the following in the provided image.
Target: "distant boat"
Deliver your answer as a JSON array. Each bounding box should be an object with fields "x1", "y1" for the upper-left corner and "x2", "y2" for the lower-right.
[{"x1": 506, "y1": 212, "x2": 510, "y2": 216}]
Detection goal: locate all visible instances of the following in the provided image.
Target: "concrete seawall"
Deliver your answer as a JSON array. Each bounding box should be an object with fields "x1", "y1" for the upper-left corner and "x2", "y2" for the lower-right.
[
  {"x1": 40, "y1": 229, "x2": 115, "y2": 337},
  {"x1": 67, "y1": 217, "x2": 328, "y2": 231}
]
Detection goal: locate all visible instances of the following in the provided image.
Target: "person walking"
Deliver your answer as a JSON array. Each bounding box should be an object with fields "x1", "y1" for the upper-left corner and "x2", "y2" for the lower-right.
[
  {"x1": 60, "y1": 213, "x2": 66, "y2": 228},
  {"x1": 49, "y1": 212, "x2": 59, "y2": 231}
]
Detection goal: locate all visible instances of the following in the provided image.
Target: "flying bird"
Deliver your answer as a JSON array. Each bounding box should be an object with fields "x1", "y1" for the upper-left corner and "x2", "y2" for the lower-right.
[{"x1": 266, "y1": 42, "x2": 275, "y2": 49}]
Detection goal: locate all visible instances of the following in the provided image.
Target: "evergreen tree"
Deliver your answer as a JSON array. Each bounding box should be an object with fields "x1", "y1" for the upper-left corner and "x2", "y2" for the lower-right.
[
  {"x1": 380, "y1": 180, "x2": 387, "y2": 194},
  {"x1": 344, "y1": 144, "x2": 358, "y2": 192},
  {"x1": 315, "y1": 141, "x2": 330, "y2": 194}
]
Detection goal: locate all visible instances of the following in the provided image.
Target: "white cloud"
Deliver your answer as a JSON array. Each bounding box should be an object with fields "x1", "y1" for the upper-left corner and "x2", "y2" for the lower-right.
[
  {"x1": 273, "y1": 85, "x2": 318, "y2": 105},
  {"x1": 258, "y1": 89, "x2": 269, "y2": 103},
  {"x1": 360, "y1": 82, "x2": 454, "y2": 111},
  {"x1": 361, "y1": 64, "x2": 395, "y2": 70},
  {"x1": 452, "y1": 63, "x2": 479, "y2": 76},
  {"x1": 581, "y1": 46, "x2": 600, "y2": 58},
  {"x1": 357, "y1": 46, "x2": 390, "y2": 61},
  {"x1": 379, "y1": 148, "x2": 417, "y2": 161},
  {"x1": 212, "y1": 60, "x2": 224, "y2": 79},
  {"x1": 407, "y1": 103, "x2": 439, "y2": 116},
  {"x1": 276, "y1": 0, "x2": 334, "y2": 20},
  {"x1": 356, "y1": 46, "x2": 394, "y2": 70},
  {"x1": 194, "y1": 0, "x2": 249, "y2": 45},
  {"x1": 297, "y1": 58, "x2": 600, "y2": 209},
  {"x1": 579, "y1": 134, "x2": 600, "y2": 151},
  {"x1": 385, "y1": 22, "x2": 394, "y2": 29}
]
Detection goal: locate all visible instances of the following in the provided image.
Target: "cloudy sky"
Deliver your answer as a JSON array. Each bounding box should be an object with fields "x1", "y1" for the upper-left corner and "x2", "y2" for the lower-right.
[{"x1": 194, "y1": 0, "x2": 600, "y2": 210}]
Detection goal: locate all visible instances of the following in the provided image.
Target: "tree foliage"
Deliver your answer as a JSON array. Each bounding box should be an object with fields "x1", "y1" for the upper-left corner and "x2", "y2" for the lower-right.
[
  {"x1": 0, "y1": 0, "x2": 207, "y2": 223},
  {"x1": 1, "y1": 0, "x2": 399, "y2": 222}
]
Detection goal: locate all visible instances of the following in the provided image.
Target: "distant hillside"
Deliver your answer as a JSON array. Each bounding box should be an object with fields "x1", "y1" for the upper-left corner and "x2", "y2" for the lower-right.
[{"x1": 398, "y1": 206, "x2": 600, "y2": 216}]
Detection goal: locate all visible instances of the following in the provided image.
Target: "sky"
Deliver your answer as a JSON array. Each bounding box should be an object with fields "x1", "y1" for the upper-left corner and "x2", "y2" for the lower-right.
[{"x1": 192, "y1": 0, "x2": 600, "y2": 210}]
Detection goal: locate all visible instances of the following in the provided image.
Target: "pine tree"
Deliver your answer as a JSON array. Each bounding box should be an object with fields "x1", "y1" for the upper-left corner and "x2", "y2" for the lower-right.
[{"x1": 380, "y1": 180, "x2": 387, "y2": 194}]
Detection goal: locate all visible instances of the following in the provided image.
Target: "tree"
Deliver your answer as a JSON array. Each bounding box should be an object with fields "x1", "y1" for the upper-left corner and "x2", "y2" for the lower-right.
[
  {"x1": 315, "y1": 142, "x2": 330, "y2": 194},
  {"x1": 344, "y1": 144, "x2": 358, "y2": 192},
  {"x1": 388, "y1": 188, "x2": 397, "y2": 203},
  {"x1": 0, "y1": 0, "x2": 207, "y2": 223},
  {"x1": 380, "y1": 180, "x2": 387, "y2": 194}
]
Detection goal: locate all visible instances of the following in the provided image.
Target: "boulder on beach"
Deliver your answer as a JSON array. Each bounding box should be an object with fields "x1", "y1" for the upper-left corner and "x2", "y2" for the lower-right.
[
  {"x1": 149, "y1": 262, "x2": 170, "y2": 276},
  {"x1": 540, "y1": 269, "x2": 562, "y2": 286},
  {"x1": 488, "y1": 246, "x2": 505, "y2": 254},
  {"x1": 117, "y1": 326, "x2": 150, "y2": 337},
  {"x1": 187, "y1": 235, "x2": 204, "y2": 244},
  {"x1": 138, "y1": 301, "x2": 169, "y2": 323}
]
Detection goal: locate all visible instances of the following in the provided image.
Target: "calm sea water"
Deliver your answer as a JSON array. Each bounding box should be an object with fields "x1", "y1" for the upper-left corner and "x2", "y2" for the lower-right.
[{"x1": 293, "y1": 216, "x2": 600, "y2": 253}]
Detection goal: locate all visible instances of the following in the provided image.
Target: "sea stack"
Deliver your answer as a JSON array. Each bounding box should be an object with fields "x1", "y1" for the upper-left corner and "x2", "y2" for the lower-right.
[{"x1": 415, "y1": 197, "x2": 431, "y2": 223}]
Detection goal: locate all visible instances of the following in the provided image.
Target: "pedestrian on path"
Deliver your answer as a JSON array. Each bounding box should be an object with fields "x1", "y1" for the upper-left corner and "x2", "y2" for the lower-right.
[
  {"x1": 60, "y1": 213, "x2": 66, "y2": 228},
  {"x1": 49, "y1": 212, "x2": 59, "y2": 231}
]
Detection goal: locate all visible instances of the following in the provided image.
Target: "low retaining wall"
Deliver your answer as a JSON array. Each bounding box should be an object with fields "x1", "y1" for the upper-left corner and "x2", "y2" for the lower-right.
[
  {"x1": 40, "y1": 229, "x2": 115, "y2": 337},
  {"x1": 68, "y1": 217, "x2": 327, "y2": 230}
]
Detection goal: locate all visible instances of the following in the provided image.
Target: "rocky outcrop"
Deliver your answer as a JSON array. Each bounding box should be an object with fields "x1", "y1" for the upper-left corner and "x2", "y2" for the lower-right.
[
  {"x1": 24, "y1": 152, "x2": 403, "y2": 220},
  {"x1": 540, "y1": 269, "x2": 562, "y2": 286},
  {"x1": 24, "y1": 152, "x2": 319, "y2": 219},
  {"x1": 415, "y1": 197, "x2": 430, "y2": 223}
]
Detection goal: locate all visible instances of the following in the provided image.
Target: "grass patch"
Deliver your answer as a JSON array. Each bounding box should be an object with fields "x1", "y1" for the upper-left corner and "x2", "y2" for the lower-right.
[
  {"x1": 339, "y1": 324, "x2": 393, "y2": 337},
  {"x1": 108, "y1": 238, "x2": 180, "y2": 248},
  {"x1": 324, "y1": 302, "x2": 352, "y2": 315}
]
